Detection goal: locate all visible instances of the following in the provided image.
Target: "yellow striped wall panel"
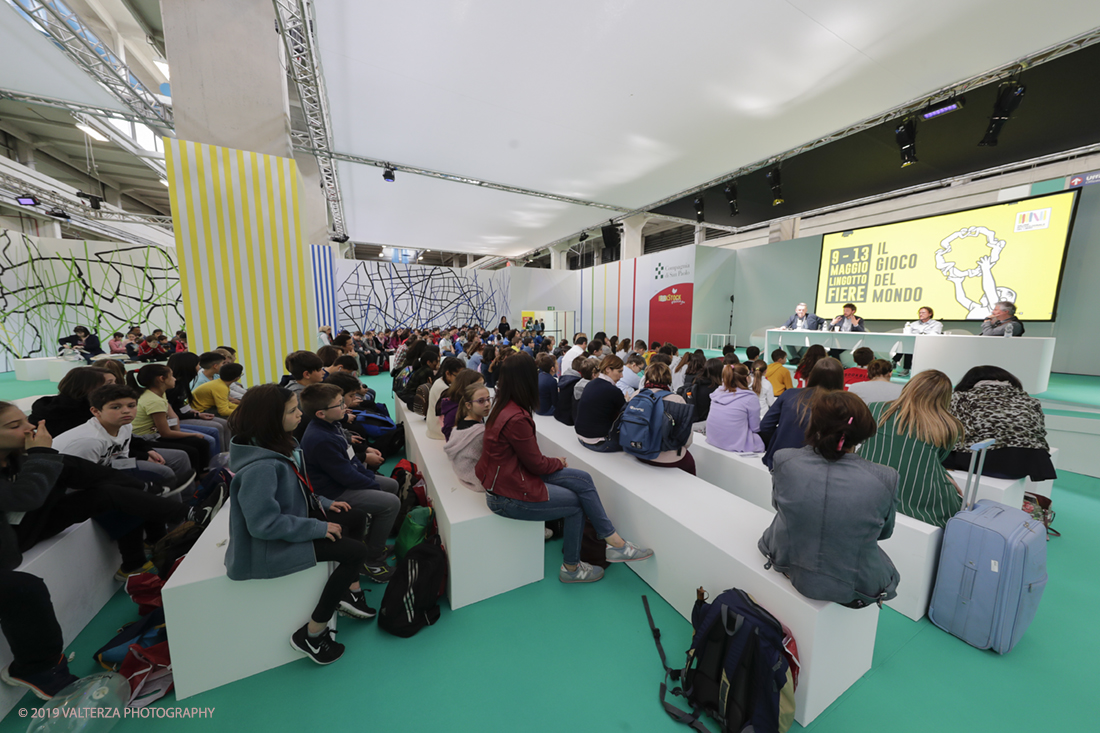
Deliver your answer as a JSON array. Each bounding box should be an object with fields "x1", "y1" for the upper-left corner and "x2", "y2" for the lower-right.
[{"x1": 164, "y1": 139, "x2": 314, "y2": 386}]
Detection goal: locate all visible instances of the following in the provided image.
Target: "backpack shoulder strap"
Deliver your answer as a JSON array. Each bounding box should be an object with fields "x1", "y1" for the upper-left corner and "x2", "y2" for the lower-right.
[{"x1": 642, "y1": 596, "x2": 711, "y2": 733}]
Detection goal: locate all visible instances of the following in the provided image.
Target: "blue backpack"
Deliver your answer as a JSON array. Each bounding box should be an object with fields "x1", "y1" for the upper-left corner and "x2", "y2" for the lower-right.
[
  {"x1": 618, "y1": 389, "x2": 694, "y2": 460},
  {"x1": 353, "y1": 410, "x2": 398, "y2": 438},
  {"x1": 644, "y1": 589, "x2": 798, "y2": 733}
]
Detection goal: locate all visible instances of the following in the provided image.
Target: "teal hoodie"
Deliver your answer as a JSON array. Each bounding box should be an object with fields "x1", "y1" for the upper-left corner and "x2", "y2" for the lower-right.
[{"x1": 225, "y1": 438, "x2": 332, "y2": 581}]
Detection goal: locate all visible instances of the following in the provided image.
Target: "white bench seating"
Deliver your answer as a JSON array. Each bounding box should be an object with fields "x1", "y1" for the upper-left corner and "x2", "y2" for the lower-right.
[
  {"x1": 691, "y1": 440, "x2": 942, "y2": 622},
  {"x1": 396, "y1": 402, "x2": 544, "y2": 609},
  {"x1": 532, "y1": 415, "x2": 878, "y2": 727},
  {"x1": 161, "y1": 500, "x2": 332, "y2": 700},
  {"x1": 1, "y1": 521, "x2": 121, "y2": 718}
]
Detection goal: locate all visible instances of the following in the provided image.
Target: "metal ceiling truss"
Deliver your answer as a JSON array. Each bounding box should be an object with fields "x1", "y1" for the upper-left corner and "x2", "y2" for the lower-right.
[
  {"x1": 291, "y1": 143, "x2": 738, "y2": 235},
  {"x1": 273, "y1": 0, "x2": 345, "y2": 237},
  {"x1": 0, "y1": 88, "x2": 156, "y2": 128},
  {"x1": 513, "y1": 24, "x2": 1100, "y2": 261},
  {"x1": 8, "y1": 0, "x2": 172, "y2": 133},
  {"x1": 0, "y1": 170, "x2": 173, "y2": 229}
]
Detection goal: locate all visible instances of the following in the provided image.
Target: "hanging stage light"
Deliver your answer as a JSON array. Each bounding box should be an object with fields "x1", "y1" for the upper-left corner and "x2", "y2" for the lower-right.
[
  {"x1": 16, "y1": 194, "x2": 39, "y2": 206},
  {"x1": 766, "y1": 168, "x2": 784, "y2": 206},
  {"x1": 382, "y1": 166, "x2": 396, "y2": 182},
  {"x1": 895, "y1": 119, "x2": 918, "y2": 168},
  {"x1": 693, "y1": 196, "x2": 705, "y2": 223},
  {"x1": 578, "y1": 231, "x2": 589, "y2": 242},
  {"x1": 724, "y1": 182, "x2": 738, "y2": 217},
  {"x1": 979, "y1": 80, "x2": 1026, "y2": 147},
  {"x1": 919, "y1": 96, "x2": 965, "y2": 120}
]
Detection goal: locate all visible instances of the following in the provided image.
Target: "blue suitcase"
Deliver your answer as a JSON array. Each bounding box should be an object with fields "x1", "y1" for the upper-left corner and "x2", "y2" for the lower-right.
[{"x1": 928, "y1": 439, "x2": 1048, "y2": 654}]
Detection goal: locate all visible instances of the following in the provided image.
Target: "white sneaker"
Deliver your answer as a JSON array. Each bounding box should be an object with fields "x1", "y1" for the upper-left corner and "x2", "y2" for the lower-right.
[
  {"x1": 605, "y1": 540, "x2": 654, "y2": 563},
  {"x1": 559, "y1": 561, "x2": 604, "y2": 583}
]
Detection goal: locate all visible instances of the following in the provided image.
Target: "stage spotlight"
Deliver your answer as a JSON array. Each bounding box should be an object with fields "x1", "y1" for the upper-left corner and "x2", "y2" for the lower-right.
[
  {"x1": 724, "y1": 182, "x2": 738, "y2": 217},
  {"x1": 382, "y1": 167, "x2": 395, "y2": 182},
  {"x1": 330, "y1": 233, "x2": 349, "y2": 243},
  {"x1": 766, "y1": 167, "x2": 784, "y2": 206},
  {"x1": 46, "y1": 208, "x2": 69, "y2": 219},
  {"x1": 76, "y1": 191, "x2": 102, "y2": 210},
  {"x1": 895, "y1": 119, "x2": 918, "y2": 168},
  {"x1": 978, "y1": 80, "x2": 1026, "y2": 147},
  {"x1": 16, "y1": 194, "x2": 39, "y2": 206},
  {"x1": 693, "y1": 196, "x2": 704, "y2": 223},
  {"x1": 579, "y1": 231, "x2": 589, "y2": 243},
  {"x1": 919, "y1": 96, "x2": 965, "y2": 120}
]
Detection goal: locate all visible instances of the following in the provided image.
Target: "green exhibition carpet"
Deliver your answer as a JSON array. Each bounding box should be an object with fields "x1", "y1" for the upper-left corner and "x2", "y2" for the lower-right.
[{"x1": 1, "y1": 370, "x2": 1096, "y2": 731}]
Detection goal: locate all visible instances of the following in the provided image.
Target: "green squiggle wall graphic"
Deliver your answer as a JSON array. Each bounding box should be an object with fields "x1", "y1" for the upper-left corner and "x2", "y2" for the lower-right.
[{"x1": 0, "y1": 228, "x2": 183, "y2": 373}]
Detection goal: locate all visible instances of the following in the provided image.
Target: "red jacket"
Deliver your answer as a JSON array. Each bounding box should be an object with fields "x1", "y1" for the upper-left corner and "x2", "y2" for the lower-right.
[{"x1": 475, "y1": 401, "x2": 563, "y2": 502}]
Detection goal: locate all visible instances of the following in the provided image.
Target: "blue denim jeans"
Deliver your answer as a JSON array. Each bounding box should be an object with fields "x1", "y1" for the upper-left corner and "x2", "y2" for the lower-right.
[
  {"x1": 179, "y1": 424, "x2": 218, "y2": 457},
  {"x1": 485, "y1": 468, "x2": 615, "y2": 565}
]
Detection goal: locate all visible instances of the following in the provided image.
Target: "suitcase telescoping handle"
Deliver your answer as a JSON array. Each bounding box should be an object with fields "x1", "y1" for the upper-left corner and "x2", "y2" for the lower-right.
[{"x1": 962, "y1": 438, "x2": 996, "y2": 509}]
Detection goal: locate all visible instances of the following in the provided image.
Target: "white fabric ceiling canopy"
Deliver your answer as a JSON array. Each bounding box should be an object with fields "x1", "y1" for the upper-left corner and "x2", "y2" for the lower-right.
[
  {"x1": 0, "y1": 3, "x2": 129, "y2": 113},
  {"x1": 316, "y1": 0, "x2": 1100, "y2": 257}
]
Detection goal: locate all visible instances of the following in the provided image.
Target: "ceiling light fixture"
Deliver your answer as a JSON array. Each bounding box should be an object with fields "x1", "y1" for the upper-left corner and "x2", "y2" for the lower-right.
[
  {"x1": 979, "y1": 80, "x2": 1026, "y2": 147},
  {"x1": 46, "y1": 208, "x2": 69, "y2": 219},
  {"x1": 766, "y1": 167, "x2": 784, "y2": 206},
  {"x1": 16, "y1": 194, "x2": 39, "y2": 206},
  {"x1": 75, "y1": 123, "x2": 108, "y2": 142},
  {"x1": 919, "y1": 96, "x2": 965, "y2": 120},
  {"x1": 382, "y1": 166, "x2": 395, "y2": 182},
  {"x1": 693, "y1": 196, "x2": 705, "y2": 223},
  {"x1": 723, "y1": 182, "x2": 738, "y2": 217},
  {"x1": 579, "y1": 231, "x2": 589, "y2": 243},
  {"x1": 895, "y1": 119, "x2": 918, "y2": 168}
]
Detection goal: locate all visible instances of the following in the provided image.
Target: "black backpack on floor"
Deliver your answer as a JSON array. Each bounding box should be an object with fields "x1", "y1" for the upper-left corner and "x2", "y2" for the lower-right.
[{"x1": 378, "y1": 534, "x2": 448, "y2": 638}]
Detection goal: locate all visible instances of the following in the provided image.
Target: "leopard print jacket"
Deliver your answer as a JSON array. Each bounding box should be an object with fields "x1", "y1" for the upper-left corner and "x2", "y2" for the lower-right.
[{"x1": 951, "y1": 381, "x2": 1049, "y2": 452}]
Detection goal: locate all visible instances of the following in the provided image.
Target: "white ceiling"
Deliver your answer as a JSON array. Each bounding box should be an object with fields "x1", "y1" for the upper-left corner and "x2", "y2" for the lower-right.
[
  {"x1": 0, "y1": 2, "x2": 129, "y2": 113},
  {"x1": 315, "y1": 1, "x2": 1100, "y2": 257}
]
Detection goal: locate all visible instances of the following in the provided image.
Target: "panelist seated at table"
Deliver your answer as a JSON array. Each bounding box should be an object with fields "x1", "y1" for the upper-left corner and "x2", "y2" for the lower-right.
[
  {"x1": 892, "y1": 306, "x2": 942, "y2": 375},
  {"x1": 780, "y1": 303, "x2": 826, "y2": 363},
  {"x1": 980, "y1": 301, "x2": 1025, "y2": 337},
  {"x1": 826, "y1": 303, "x2": 865, "y2": 360}
]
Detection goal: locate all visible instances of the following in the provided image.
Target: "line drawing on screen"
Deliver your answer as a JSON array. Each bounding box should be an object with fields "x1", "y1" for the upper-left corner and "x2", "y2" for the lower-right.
[{"x1": 935, "y1": 226, "x2": 1017, "y2": 320}]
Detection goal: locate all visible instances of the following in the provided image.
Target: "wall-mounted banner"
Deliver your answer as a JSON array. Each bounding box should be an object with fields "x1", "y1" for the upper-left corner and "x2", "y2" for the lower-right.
[{"x1": 644, "y1": 245, "x2": 694, "y2": 346}]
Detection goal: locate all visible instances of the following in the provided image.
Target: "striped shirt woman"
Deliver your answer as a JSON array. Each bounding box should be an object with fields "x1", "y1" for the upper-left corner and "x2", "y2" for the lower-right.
[{"x1": 858, "y1": 370, "x2": 963, "y2": 528}]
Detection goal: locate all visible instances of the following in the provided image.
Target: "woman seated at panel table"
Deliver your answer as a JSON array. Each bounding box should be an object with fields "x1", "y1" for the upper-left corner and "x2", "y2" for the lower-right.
[
  {"x1": 859, "y1": 370, "x2": 963, "y2": 528},
  {"x1": 758, "y1": 390, "x2": 900, "y2": 608},
  {"x1": 941, "y1": 365, "x2": 1057, "y2": 481},
  {"x1": 759, "y1": 357, "x2": 844, "y2": 469}
]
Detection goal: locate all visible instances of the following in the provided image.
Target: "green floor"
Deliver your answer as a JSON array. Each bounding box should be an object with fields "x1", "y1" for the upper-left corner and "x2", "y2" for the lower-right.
[{"x1": 2, "y1": 371, "x2": 1099, "y2": 731}]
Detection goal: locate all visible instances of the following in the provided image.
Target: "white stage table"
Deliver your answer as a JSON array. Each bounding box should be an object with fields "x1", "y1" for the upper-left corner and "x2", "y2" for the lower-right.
[{"x1": 765, "y1": 329, "x2": 1054, "y2": 393}]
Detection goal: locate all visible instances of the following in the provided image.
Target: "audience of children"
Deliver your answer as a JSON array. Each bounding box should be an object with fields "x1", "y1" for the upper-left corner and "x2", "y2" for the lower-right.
[
  {"x1": 190, "y1": 363, "x2": 244, "y2": 418},
  {"x1": 843, "y1": 347, "x2": 875, "y2": 386},
  {"x1": 439, "y1": 370, "x2": 486, "y2": 441},
  {"x1": 426, "y1": 357, "x2": 465, "y2": 440},
  {"x1": 759, "y1": 357, "x2": 844, "y2": 469},
  {"x1": 765, "y1": 349, "x2": 793, "y2": 396},
  {"x1": 127, "y1": 364, "x2": 210, "y2": 472},
  {"x1": 575, "y1": 355, "x2": 627, "y2": 452},
  {"x1": 535, "y1": 353, "x2": 557, "y2": 416},
  {"x1": 635, "y1": 362, "x2": 696, "y2": 474},
  {"x1": 748, "y1": 359, "x2": 776, "y2": 418}
]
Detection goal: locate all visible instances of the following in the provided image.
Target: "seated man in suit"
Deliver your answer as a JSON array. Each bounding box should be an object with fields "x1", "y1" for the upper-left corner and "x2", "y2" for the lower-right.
[
  {"x1": 780, "y1": 303, "x2": 825, "y2": 363},
  {"x1": 980, "y1": 301, "x2": 1025, "y2": 337},
  {"x1": 827, "y1": 303, "x2": 866, "y2": 360}
]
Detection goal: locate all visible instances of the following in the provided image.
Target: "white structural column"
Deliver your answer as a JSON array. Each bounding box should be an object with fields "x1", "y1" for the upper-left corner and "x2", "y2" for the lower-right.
[
  {"x1": 162, "y1": 0, "x2": 293, "y2": 158},
  {"x1": 620, "y1": 213, "x2": 649, "y2": 260},
  {"x1": 549, "y1": 240, "x2": 573, "y2": 270}
]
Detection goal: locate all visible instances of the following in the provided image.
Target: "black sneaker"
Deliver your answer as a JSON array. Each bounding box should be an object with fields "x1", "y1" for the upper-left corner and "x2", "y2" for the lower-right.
[
  {"x1": 290, "y1": 625, "x2": 344, "y2": 665},
  {"x1": 1, "y1": 659, "x2": 80, "y2": 700},
  {"x1": 361, "y1": 562, "x2": 394, "y2": 583},
  {"x1": 338, "y1": 588, "x2": 377, "y2": 619},
  {"x1": 187, "y1": 483, "x2": 227, "y2": 528}
]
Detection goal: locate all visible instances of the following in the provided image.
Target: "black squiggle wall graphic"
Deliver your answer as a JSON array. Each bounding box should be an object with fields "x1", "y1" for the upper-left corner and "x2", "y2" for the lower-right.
[
  {"x1": 332, "y1": 260, "x2": 509, "y2": 331},
  {"x1": 0, "y1": 229, "x2": 183, "y2": 373}
]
